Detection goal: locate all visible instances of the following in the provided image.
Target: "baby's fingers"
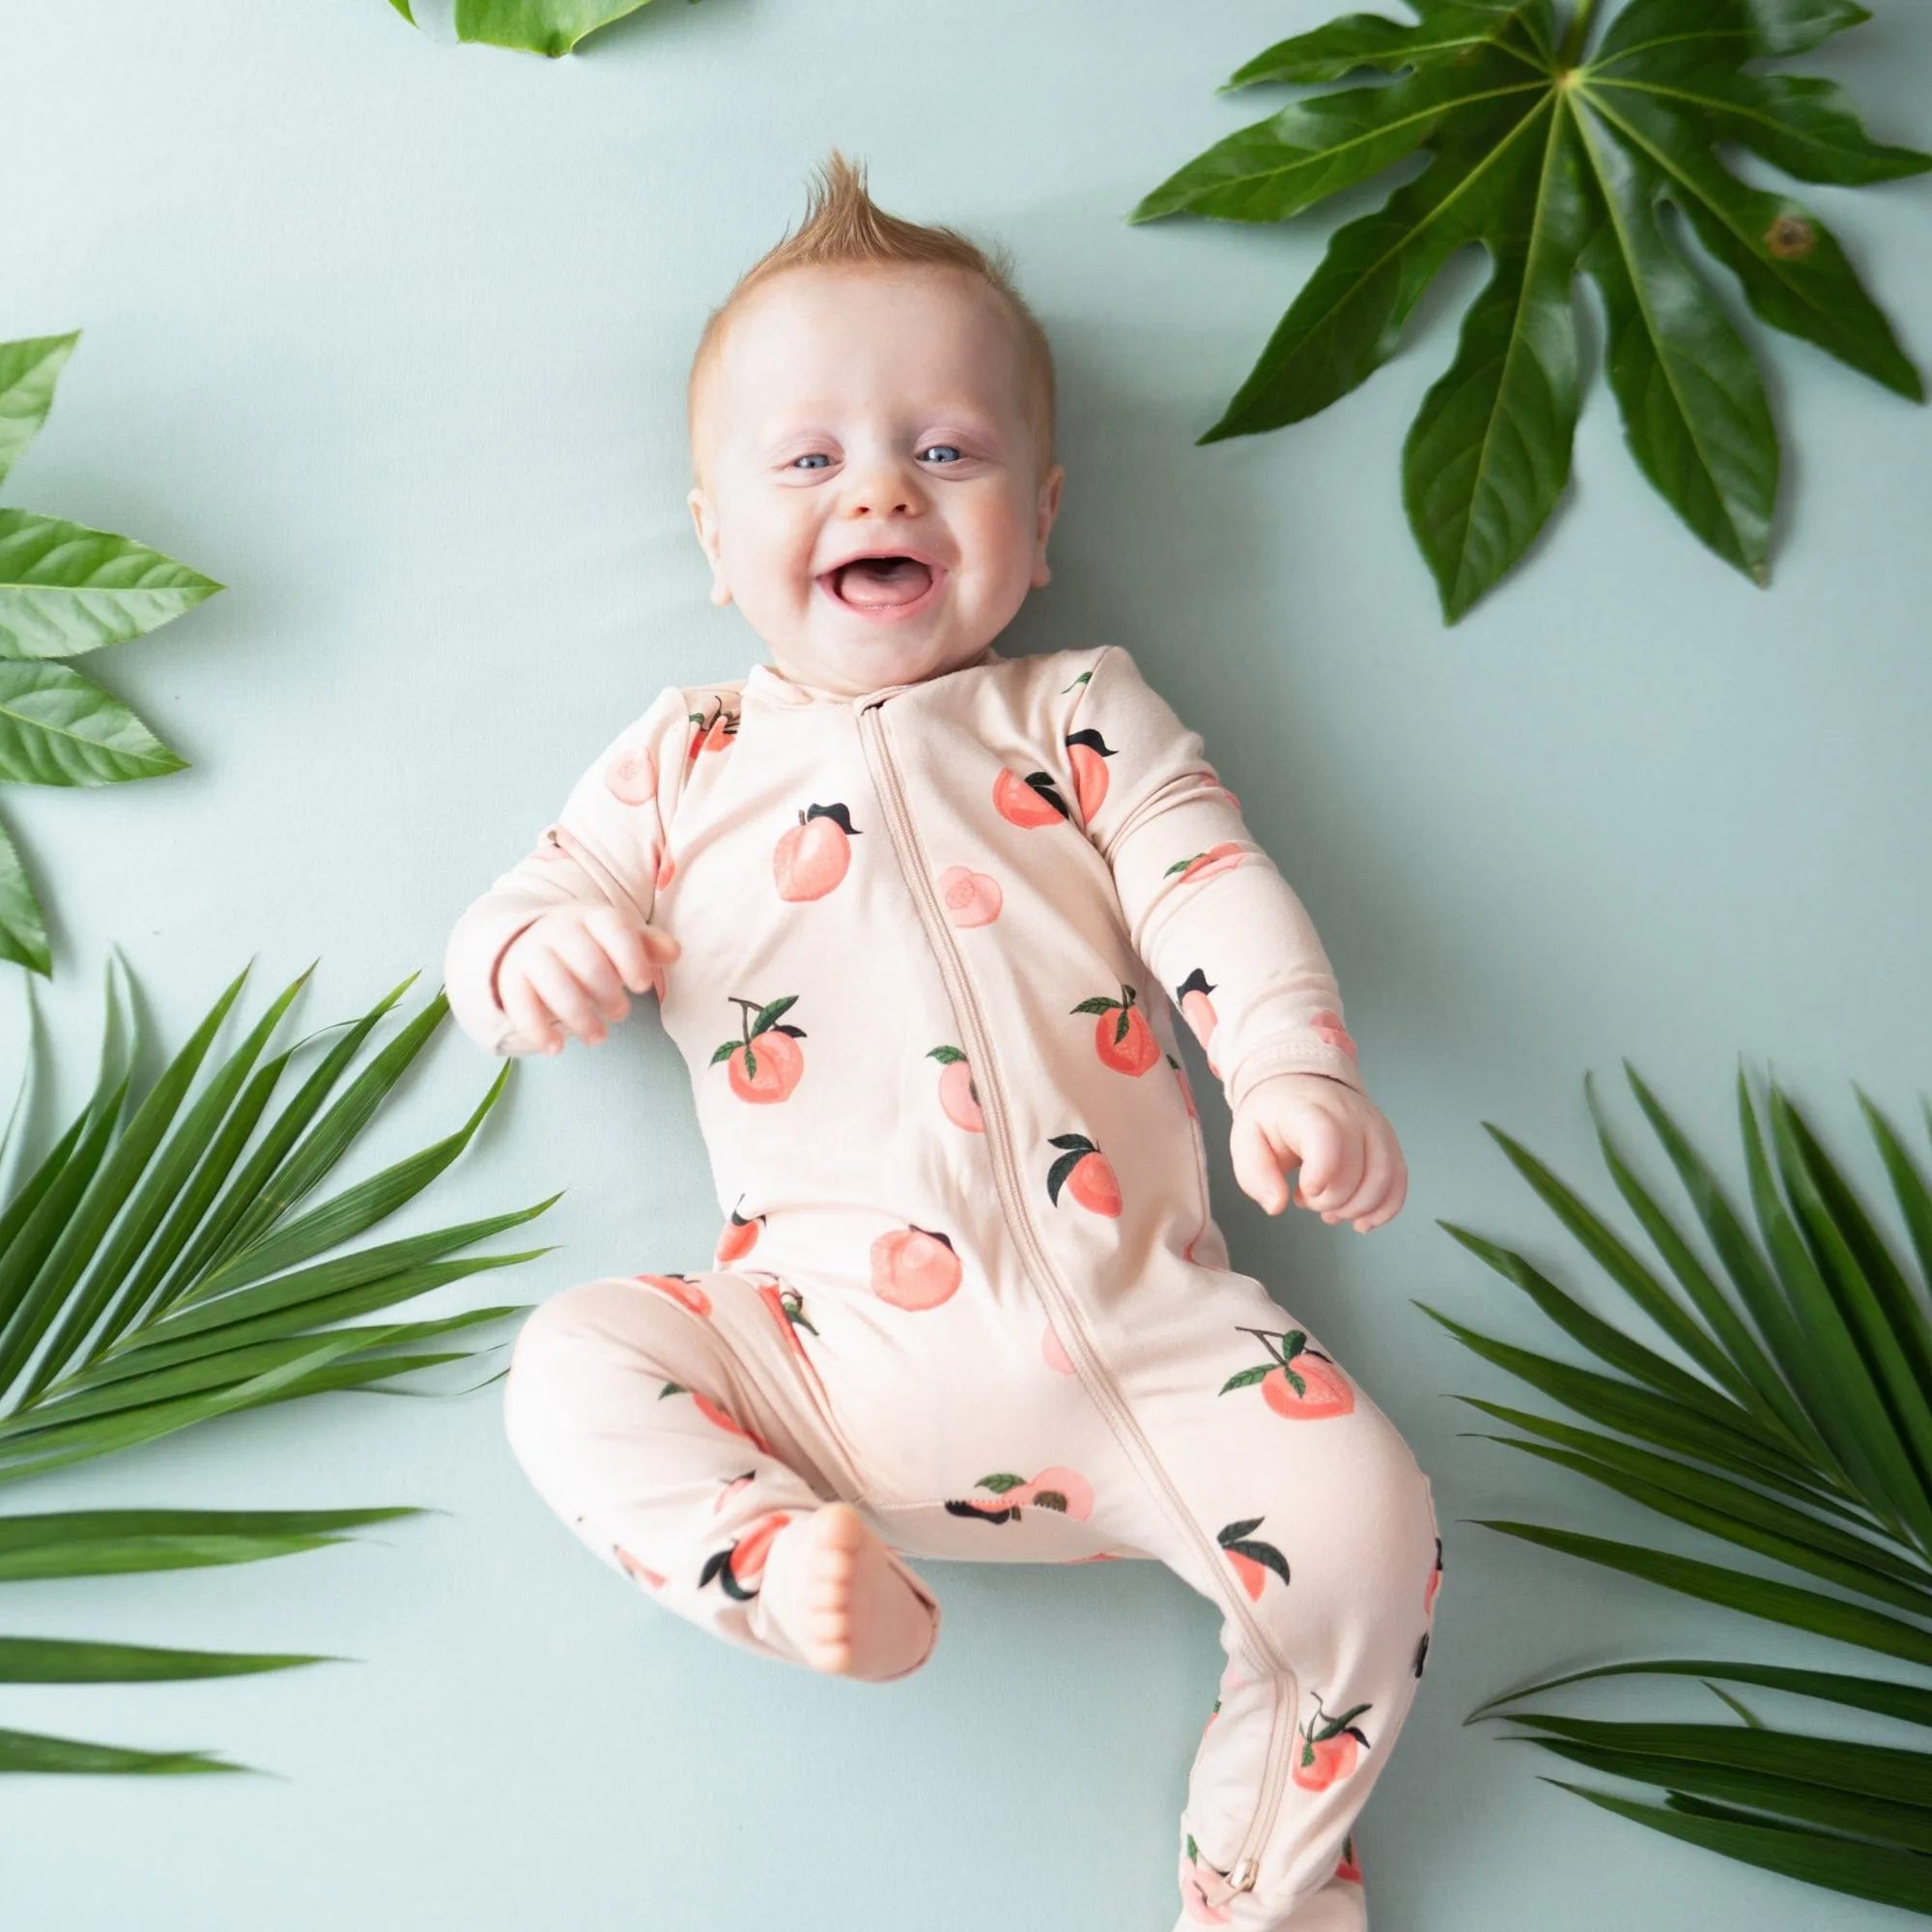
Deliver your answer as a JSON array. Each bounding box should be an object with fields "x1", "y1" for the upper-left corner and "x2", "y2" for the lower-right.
[
  {"x1": 1330, "y1": 1131, "x2": 1393, "y2": 1230},
  {"x1": 1230, "y1": 1114, "x2": 1292, "y2": 1216},
  {"x1": 583, "y1": 908, "x2": 662, "y2": 996},
  {"x1": 499, "y1": 962, "x2": 562, "y2": 1056},
  {"x1": 1292, "y1": 1114, "x2": 1355, "y2": 1212},
  {"x1": 525, "y1": 951, "x2": 609, "y2": 1047}
]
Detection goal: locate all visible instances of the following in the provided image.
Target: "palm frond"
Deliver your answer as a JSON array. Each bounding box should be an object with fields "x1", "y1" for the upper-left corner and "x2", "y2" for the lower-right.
[
  {"x1": 1442, "y1": 1065, "x2": 1932, "y2": 1911},
  {"x1": 0, "y1": 962, "x2": 556, "y2": 1774}
]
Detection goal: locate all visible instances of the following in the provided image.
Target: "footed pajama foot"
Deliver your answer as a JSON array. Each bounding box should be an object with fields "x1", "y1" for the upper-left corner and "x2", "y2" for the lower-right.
[{"x1": 762, "y1": 1502, "x2": 938, "y2": 1682}]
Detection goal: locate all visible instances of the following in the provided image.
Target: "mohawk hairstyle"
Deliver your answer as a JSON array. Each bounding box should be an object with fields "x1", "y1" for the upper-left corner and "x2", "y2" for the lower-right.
[{"x1": 687, "y1": 150, "x2": 1057, "y2": 477}]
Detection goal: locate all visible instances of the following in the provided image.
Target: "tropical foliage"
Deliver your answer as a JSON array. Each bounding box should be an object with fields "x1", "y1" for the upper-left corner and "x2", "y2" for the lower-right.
[
  {"x1": 1429, "y1": 1065, "x2": 1932, "y2": 1912},
  {"x1": 385, "y1": 0, "x2": 664, "y2": 56},
  {"x1": 0, "y1": 335, "x2": 221, "y2": 975},
  {"x1": 1132, "y1": 0, "x2": 1930, "y2": 622},
  {"x1": 0, "y1": 960, "x2": 553, "y2": 1775}
]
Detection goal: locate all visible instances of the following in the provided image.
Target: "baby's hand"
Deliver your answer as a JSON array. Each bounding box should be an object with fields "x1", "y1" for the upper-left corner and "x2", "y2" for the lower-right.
[
  {"x1": 1229, "y1": 1072, "x2": 1406, "y2": 1234},
  {"x1": 494, "y1": 904, "x2": 680, "y2": 1055}
]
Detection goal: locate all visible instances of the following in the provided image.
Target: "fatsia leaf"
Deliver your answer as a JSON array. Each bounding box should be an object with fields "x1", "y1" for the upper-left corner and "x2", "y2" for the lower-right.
[
  {"x1": 0, "y1": 660, "x2": 185, "y2": 786},
  {"x1": 1223, "y1": 5, "x2": 1547, "y2": 88},
  {"x1": 0, "y1": 336, "x2": 78, "y2": 494},
  {"x1": 0, "y1": 510, "x2": 222, "y2": 662},
  {"x1": 1137, "y1": 0, "x2": 1925, "y2": 618},
  {"x1": 0, "y1": 815, "x2": 47, "y2": 977},
  {"x1": 1404, "y1": 98, "x2": 1592, "y2": 619},
  {"x1": 1133, "y1": 46, "x2": 1548, "y2": 225}
]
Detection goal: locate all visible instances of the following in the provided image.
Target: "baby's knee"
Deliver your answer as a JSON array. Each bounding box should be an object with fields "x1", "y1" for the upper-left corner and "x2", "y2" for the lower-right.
[
  {"x1": 1308, "y1": 1405, "x2": 1439, "y2": 1612},
  {"x1": 502, "y1": 1277, "x2": 673, "y2": 1444}
]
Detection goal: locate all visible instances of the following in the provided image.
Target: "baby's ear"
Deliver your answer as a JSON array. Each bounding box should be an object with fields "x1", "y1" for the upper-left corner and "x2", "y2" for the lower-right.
[
  {"x1": 1032, "y1": 465, "x2": 1065, "y2": 589},
  {"x1": 687, "y1": 487, "x2": 733, "y2": 609}
]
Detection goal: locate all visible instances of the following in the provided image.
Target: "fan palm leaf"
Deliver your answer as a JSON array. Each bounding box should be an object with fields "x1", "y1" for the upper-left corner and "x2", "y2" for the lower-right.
[
  {"x1": 0, "y1": 958, "x2": 554, "y2": 1774},
  {"x1": 1430, "y1": 1065, "x2": 1932, "y2": 1910}
]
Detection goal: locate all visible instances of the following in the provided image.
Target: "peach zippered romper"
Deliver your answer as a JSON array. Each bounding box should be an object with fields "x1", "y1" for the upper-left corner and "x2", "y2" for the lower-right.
[{"x1": 444, "y1": 642, "x2": 1442, "y2": 1931}]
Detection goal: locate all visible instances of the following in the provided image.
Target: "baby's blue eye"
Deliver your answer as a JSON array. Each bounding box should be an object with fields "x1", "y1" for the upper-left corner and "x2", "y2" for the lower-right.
[
  {"x1": 920, "y1": 444, "x2": 963, "y2": 465},
  {"x1": 791, "y1": 453, "x2": 833, "y2": 470}
]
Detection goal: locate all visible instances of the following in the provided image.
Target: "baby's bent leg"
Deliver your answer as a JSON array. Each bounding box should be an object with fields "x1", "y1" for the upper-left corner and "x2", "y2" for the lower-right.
[{"x1": 502, "y1": 1270, "x2": 938, "y2": 1679}]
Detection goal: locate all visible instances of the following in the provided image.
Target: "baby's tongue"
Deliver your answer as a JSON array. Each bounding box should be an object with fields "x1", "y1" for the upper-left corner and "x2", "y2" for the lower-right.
[{"x1": 835, "y1": 556, "x2": 933, "y2": 610}]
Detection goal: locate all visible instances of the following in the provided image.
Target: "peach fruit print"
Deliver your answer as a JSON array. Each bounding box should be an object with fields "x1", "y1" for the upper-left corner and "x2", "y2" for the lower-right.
[
  {"x1": 1168, "y1": 1052, "x2": 1198, "y2": 1119},
  {"x1": 774, "y1": 802, "x2": 861, "y2": 900},
  {"x1": 1046, "y1": 1134, "x2": 1122, "y2": 1216},
  {"x1": 1218, "y1": 1518, "x2": 1291, "y2": 1600},
  {"x1": 604, "y1": 743, "x2": 656, "y2": 808},
  {"x1": 938, "y1": 865, "x2": 1002, "y2": 926},
  {"x1": 1218, "y1": 1326, "x2": 1355, "y2": 1421},
  {"x1": 1065, "y1": 727, "x2": 1116, "y2": 818},
  {"x1": 710, "y1": 994, "x2": 807, "y2": 1102},
  {"x1": 1179, "y1": 1836, "x2": 1233, "y2": 1926},
  {"x1": 613, "y1": 1544, "x2": 667, "y2": 1590},
  {"x1": 945, "y1": 1465, "x2": 1094, "y2": 1524},
  {"x1": 1293, "y1": 1695, "x2": 1373, "y2": 1792},
  {"x1": 655, "y1": 845, "x2": 676, "y2": 891},
  {"x1": 657, "y1": 1380, "x2": 774, "y2": 1456},
  {"x1": 1072, "y1": 983, "x2": 1159, "y2": 1076},
  {"x1": 992, "y1": 765, "x2": 1070, "y2": 826},
  {"x1": 869, "y1": 1225, "x2": 962, "y2": 1309},
  {"x1": 634, "y1": 1271, "x2": 712, "y2": 1318},
  {"x1": 698, "y1": 1510, "x2": 791, "y2": 1603},
  {"x1": 1040, "y1": 1321, "x2": 1075, "y2": 1376},
  {"x1": 1166, "y1": 842, "x2": 1247, "y2": 884},
  {"x1": 1176, "y1": 969, "x2": 1220, "y2": 1073},
  {"x1": 1336, "y1": 1833, "x2": 1362, "y2": 1884},
  {"x1": 687, "y1": 698, "x2": 737, "y2": 759},
  {"x1": 758, "y1": 1281, "x2": 818, "y2": 1358},
  {"x1": 715, "y1": 1196, "x2": 764, "y2": 1266},
  {"x1": 1309, "y1": 1008, "x2": 1359, "y2": 1062},
  {"x1": 927, "y1": 1045, "x2": 986, "y2": 1131},
  {"x1": 1426, "y1": 1534, "x2": 1443, "y2": 1614}
]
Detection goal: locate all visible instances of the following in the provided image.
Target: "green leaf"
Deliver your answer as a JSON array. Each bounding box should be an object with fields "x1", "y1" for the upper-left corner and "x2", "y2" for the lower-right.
[
  {"x1": 1546, "y1": 1777, "x2": 1932, "y2": 1913},
  {"x1": 1514, "y1": 1728, "x2": 1932, "y2": 1854},
  {"x1": 1404, "y1": 96, "x2": 1592, "y2": 619},
  {"x1": 1472, "y1": 1657, "x2": 1932, "y2": 1731},
  {"x1": 0, "y1": 660, "x2": 185, "y2": 786},
  {"x1": 0, "y1": 335, "x2": 78, "y2": 493},
  {"x1": 0, "y1": 1725, "x2": 239, "y2": 1776},
  {"x1": 1137, "y1": 0, "x2": 1918, "y2": 617},
  {"x1": 1474, "y1": 1520, "x2": 1932, "y2": 1666},
  {"x1": 1222, "y1": 6, "x2": 1548, "y2": 88},
  {"x1": 0, "y1": 814, "x2": 48, "y2": 975},
  {"x1": 1572, "y1": 99, "x2": 1778, "y2": 582},
  {"x1": 0, "y1": 1504, "x2": 415, "y2": 1580},
  {"x1": 450, "y1": 0, "x2": 654, "y2": 55},
  {"x1": 1135, "y1": 47, "x2": 1548, "y2": 225},
  {"x1": 388, "y1": 0, "x2": 415, "y2": 18},
  {"x1": 0, "y1": 510, "x2": 221, "y2": 661},
  {"x1": 1473, "y1": 1429, "x2": 1932, "y2": 1617},
  {"x1": 0, "y1": 1634, "x2": 329, "y2": 1683},
  {"x1": 1861, "y1": 1092, "x2": 1932, "y2": 1295}
]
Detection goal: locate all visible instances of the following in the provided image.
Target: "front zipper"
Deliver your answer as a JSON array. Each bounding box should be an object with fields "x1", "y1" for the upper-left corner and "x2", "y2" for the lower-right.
[{"x1": 857, "y1": 698, "x2": 1295, "y2": 1904}]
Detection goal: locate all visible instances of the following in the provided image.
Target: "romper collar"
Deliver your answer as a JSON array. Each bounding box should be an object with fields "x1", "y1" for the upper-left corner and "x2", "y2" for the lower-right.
[{"x1": 744, "y1": 645, "x2": 1004, "y2": 710}]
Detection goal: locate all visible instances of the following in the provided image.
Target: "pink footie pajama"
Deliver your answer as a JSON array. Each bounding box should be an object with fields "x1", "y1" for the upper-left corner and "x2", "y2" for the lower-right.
[{"x1": 445, "y1": 643, "x2": 1442, "y2": 1929}]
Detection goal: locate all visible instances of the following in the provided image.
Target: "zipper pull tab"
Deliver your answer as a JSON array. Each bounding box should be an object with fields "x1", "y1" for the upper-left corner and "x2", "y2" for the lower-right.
[{"x1": 1202, "y1": 1858, "x2": 1259, "y2": 1908}]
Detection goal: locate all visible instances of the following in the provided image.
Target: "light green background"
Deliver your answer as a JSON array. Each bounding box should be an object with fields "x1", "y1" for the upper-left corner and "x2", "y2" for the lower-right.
[{"x1": 2, "y1": 3, "x2": 1929, "y2": 1927}]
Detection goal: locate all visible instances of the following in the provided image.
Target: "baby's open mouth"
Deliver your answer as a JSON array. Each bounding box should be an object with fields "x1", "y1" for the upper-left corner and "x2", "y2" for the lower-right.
[{"x1": 824, "y1": 555, "x2": 936, "y2": 611}]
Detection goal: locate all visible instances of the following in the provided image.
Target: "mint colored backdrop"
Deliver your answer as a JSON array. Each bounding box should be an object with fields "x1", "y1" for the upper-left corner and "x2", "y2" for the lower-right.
[{"x1": 4, "y1": 4, "x2": 1929, "y2": 1927}]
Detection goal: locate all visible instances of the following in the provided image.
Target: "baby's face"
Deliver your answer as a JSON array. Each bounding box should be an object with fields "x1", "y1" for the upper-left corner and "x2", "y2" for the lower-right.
[{"x1": 688, "y1": 265, "x2": 1064, "y2": 696}]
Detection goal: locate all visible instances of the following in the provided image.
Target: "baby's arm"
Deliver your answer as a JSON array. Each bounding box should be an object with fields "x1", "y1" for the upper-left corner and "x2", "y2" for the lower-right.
[
  {"x1": 443, "y1": 685, "x2": 689, "y2": 1058},
  {"x1": 1065, "y1": 646, "x2": 1406, "y2": 1232}
]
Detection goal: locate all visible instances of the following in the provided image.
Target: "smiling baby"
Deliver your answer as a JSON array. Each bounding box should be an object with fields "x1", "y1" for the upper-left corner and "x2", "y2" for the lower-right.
[{"x1": 444, "y1": 153, "x2": 1440, "y2": 1932}]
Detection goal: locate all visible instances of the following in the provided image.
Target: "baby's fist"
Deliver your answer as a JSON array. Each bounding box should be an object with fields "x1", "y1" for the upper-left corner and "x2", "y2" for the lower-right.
[
  {"x1": 1229, "y1": 1073, "x2": 1406, "y2": 1234},
  {"x1": 494, "y1": 903, "x2": 679, "y2": 1055}
]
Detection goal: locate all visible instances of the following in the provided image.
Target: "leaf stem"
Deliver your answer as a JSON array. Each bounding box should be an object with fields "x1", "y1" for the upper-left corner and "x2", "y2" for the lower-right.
[{"x1": 1560, "y1": 0, "x2": 1602, "y2": 67}]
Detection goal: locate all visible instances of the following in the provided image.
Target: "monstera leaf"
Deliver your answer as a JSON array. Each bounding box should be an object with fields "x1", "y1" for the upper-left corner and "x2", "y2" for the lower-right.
[
  {"x1": 386, "y1": 0, "x2": 662, "y2": 55},
  {"x1": 0, "y1": 333, "x2": 220, "y2": 976},
  {"x1": 1133, "y1": 0, "x2": 1930, "y2": 622}
]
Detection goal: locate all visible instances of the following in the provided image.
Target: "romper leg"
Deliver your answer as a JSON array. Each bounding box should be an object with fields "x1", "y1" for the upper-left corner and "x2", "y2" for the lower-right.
[
  {"x1": 502, "y1": 1268, "x2": 900, "y2": 1670},
  {"x1": 1144, "y1": 1312, "x2": 1442, "y2": 1931}
]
